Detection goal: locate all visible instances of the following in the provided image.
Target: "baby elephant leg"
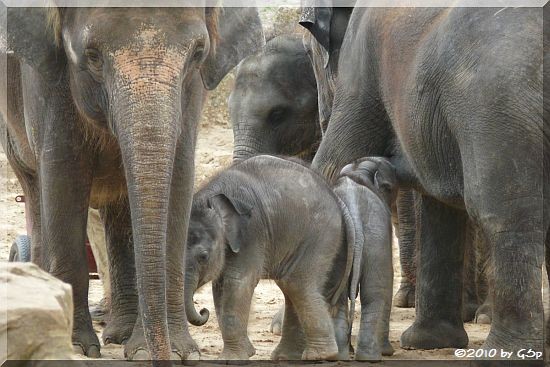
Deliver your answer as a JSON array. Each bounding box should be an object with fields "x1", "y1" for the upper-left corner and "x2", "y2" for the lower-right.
[
  {"x1": 331, "y1": 293, "x2": 351, "y2": 360},
  {"x1": 215, "y1": 271, "x2": 258, "y2": 360},
  {"x1": 281, "y1": 283, "x2": 338, "y2": 360},
  {"x1": 356, "y1": 203, "x2": 394, "y2": 361},
  {"x1": 271, "y1": 293, "x2": 306, "y2": 360}
]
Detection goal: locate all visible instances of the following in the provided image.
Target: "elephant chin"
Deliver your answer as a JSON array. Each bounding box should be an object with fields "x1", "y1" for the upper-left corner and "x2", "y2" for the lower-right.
[{"x1": 184, "y1": 274, "x2": 210, "y2": 326}]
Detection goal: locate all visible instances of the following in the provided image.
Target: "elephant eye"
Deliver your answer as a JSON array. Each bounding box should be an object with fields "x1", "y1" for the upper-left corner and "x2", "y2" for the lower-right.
[
  {"x1": 192, "y1": 45, "x2": 205, "y2": 63},
  {"x1": 85, "y1": 48, "x2": 104, "y2": 73},
  {"x1": 268, "y1": 108, "x2": 288, "y2": 126},
  {"x1": 197, "y1": 250, "x2": 209, "y2": 264}
]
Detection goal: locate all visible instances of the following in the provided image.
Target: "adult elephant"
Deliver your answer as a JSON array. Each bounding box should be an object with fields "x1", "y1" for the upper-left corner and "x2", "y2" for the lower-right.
[
  {"x1": 1, "y1": 5, "x2": 263, "y2": 362},
  {"x1": 230, "y1": 34, "x2": 320, "y2": 162},
  {"x1": 308, "y1": 6, "x2": 545, "y2": 353}
]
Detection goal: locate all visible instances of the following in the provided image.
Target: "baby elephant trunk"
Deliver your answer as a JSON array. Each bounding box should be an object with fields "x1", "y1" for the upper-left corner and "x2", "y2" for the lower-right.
[{"x1": 184, "y1": 272, "x2": 210, "y2": 326}]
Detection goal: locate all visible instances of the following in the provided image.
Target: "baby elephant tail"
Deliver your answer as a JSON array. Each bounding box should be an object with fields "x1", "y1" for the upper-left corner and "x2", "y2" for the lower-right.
[{"x1": 333, "y1": 184, "x2": 365, "y2": 337}]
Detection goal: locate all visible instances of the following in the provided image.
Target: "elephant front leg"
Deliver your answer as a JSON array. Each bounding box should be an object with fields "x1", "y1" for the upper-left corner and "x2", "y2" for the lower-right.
[
  {"x1": 400, "y1": 195, "x2": 468, "y2": 350},
  {"x1": 39, "y1": 147, "x2": 98, "y2": 356},
  {"x1": 331, "y1": 294, "x2": 351, "y2": 360},
  {"x1": 394, "y1": 189, "x2": 417, "y2": 308},
  {"x1": 216, "y1": 270, "x2": 259, "y2": 360},
  {"x1": 100, "y1": 200, "x2": 138, "y2": 346}
]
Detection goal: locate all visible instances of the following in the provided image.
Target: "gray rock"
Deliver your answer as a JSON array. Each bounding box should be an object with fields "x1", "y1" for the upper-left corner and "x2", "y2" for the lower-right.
[{"x1": 1, "y1": 262, "x2": 75, "y2": 361}]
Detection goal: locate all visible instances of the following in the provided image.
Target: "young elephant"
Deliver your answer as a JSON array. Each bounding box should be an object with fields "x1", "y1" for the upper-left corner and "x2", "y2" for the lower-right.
[{"x1": 184, "y1": 155, "x2": 395, "y2": 360}]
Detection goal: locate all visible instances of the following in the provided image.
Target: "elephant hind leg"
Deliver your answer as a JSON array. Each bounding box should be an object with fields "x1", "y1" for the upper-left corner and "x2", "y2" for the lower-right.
[
  {"x1": 279, "y1": 282, "x2": 338, "y2": 360},
  {"x1": 400, "y1": 195, "x2": 469, "y2": 350},
  {"x1": 271, "y1": 293, "x2": 306, "y2": 360}
]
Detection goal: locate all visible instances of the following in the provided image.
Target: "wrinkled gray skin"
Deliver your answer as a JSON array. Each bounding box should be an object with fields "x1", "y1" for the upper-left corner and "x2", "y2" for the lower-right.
[
  {"x1": 335, "y1": 157, "x2": 396, "y2": 361},
  {"x1": 309, "y1": 5, "x2": 546, "y2": 354},
  {"x1": 0, "y1": 6, "x2": 263, "y2": 362},
  {"x1": 300, "y1": 3, "x2": 492, "y2": 324},
  {"x1": 230, "y1": 34, "x2": 320, "y2": 161},
  {"x1": 184, "y1": 155, "x2": 394, "y2": 360}
]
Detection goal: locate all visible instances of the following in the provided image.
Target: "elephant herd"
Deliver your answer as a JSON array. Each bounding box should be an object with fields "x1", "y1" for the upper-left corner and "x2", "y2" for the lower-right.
[{"x1": 1, "y1": 3, "x2": 547, "y2": 364}]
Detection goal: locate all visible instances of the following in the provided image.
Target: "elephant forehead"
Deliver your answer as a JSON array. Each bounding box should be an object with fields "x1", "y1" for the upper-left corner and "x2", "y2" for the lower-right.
[{"x1": 110, "y1": 26, "x2": 189, "y2": 84}]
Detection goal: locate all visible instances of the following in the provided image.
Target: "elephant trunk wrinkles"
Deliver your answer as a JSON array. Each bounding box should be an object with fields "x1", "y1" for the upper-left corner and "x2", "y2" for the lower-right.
[
  {"x1": 184, "y1": 271, "x2": 210, "y2": 326},
  {"x1": 114, "y1": 73, "x2": 182, "y2": 361}
]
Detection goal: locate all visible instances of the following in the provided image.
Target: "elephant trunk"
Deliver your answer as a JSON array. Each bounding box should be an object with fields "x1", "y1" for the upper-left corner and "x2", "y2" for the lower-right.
[
  {"x1": 184, "y1": 271, "x2": 210, "y2": 326},
  {"x1": 112, "y1": 63, "x2": 184, "y2": 361}
]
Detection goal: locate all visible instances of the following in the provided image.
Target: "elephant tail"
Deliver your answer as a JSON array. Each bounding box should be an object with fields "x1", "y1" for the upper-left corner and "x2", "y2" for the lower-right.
[{"x1": 333, "y1": 180, "x2": 365, "y2": 338}]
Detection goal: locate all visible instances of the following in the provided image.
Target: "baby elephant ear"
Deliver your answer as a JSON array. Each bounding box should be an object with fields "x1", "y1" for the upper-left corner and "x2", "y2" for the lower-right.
[{"x1": 209, "y1": 193, "x2": 253, "y2": 253}]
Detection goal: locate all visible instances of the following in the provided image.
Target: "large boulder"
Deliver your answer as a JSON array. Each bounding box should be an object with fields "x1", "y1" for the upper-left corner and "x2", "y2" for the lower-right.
[{"x1": 1, "y1": 262, "x2": 75, "y2": 361}]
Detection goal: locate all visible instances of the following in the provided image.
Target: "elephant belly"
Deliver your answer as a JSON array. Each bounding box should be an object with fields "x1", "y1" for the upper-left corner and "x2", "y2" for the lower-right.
[{"x1": 393, "y1": 104, "x2": 465, "y2": 208}]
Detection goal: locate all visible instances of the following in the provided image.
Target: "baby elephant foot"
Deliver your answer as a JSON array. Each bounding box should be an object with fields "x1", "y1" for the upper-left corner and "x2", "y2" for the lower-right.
[
  {"x1": 219, "y1": 349, "x2": 251, "y2": 361},
  {"x1": 271, "y1": 343, "x2": 304, "y2": 360},
  {"x1": 301, "y1": 341, "x2": 339, "y2": 360},
  {"x1": 72, "y1": 326, "x2": 101, "y2": 358},
  {"x1": 401, "y1": 320, "x2": 468, "y2": 349}
]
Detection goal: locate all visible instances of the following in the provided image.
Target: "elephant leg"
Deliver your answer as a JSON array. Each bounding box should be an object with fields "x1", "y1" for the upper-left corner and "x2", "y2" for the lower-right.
[
  {"x1": 271, "y1": 293, "x2": 306, "y2": 360},
  {"x1": 462, "y1": 220, "x2": 480, "y2": 322},
  {"x1": 475, "y1": 228, "x2": 492, "y2": 325},
  {"x1": 463, "y1": 142, "x2": 544, "y2": 354},
  {"x1": 213, "y1": 280, "x2": 255, "y2": 358},
  {"x1": 216, "y1": 269, "x2": 259, "y2": 360},
  {"x1": 87, "y1": 207, "x2": 111, "y2": 323},
  {"x1": 270, "y1": 306, "x2": 285, "y2": 336},
  {"x1": 40, "y1": 154, "x2": 98, "y2": 356},
  {"x1": 545, "y1": 229, "x2": 550, "y2": 348},
  {"x1": 6, "y1": 151, "x2": 42, "y2": 266},
  {"x1": 100, "y1": 200, "x2": 138, "y2": 346},
  {"x1": 281, "y1": 282, "x2": 338, "y2": 360},
  {"x1": 331, "y1": 294, "x2": 351, "y2": 360},
  {"x1": 400, "y1": 195, "x2": 468, "y2": 350},
  {"x1": 394, "y1": 189, "x2": 417, "y2": 308}
]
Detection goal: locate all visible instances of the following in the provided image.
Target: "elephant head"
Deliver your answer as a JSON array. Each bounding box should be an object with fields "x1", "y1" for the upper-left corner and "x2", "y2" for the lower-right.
[
  {"x1": 184, "y1": 192, "x2": 252, "y2": 326},
  {"x1": 340, "y1": 157, "x2": 398, "y2": 205},
  {"x1": 5, "y1": 5, "x2": 263, "y2": 361},
  {"x1": 229, "y1": 35, "x2": 320, "y2": 162}
]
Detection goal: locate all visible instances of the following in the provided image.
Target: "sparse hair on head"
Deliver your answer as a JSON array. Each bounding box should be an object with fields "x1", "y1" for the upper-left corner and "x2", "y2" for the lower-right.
[{"x1": 46, "y1": 3, "x2": 63, "y2": 47}]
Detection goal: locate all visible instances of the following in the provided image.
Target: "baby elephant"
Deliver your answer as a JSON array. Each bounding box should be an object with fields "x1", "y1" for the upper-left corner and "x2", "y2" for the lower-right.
[{"x1": 184, "y1": 155, "x2": 395, "y2": 360}]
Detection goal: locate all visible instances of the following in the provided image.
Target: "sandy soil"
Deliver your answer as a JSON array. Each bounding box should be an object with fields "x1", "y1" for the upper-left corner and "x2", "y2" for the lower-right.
[{"x1": 0, "y1": 90, "x2": 492, "y2": 362}]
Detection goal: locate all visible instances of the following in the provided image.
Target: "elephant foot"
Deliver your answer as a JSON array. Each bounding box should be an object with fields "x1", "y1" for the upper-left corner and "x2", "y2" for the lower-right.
[
  {"x1": 245, "y1": 337, "x2": 256, "y2": 357},
  {"x1": 72, "y1": 326, "x2": 101, "y2": 358},
  {"x1": 400, "y1": 320, "x2": 468, "y2": 350},
  {"x1": 382, "y1": 339, "x2": 395, "y2": 356},
  {"x1": 270, "y1": 307, "x2": 284, "y2": 336},
  {"x1": 102, "y1": 315, "x2": 135, "y2": 345},
  {"x1": 302, "y1": 341, "x2": 339, "y2": 361},
  {"x1": 271, "y1": 343, "x2": 304, "y2": 360},
  {"x1": 475, "y1": 303, "x2": 492, "y2": 325},
  {"x1": 481, "y1": 329, "x2": 543, "y2": 359},
  {"x1": 355, "y1": 349, "x2": 382, "y2": 362},
  {"x1": 462, "y1": 300, "x2": 479, "y2": 323},
  {"x1": 90, "y1": 297, "x2": 110, "y2": 324},
  {"x1": 219, "y1": 349, "x2": 251, "y2": 361},
  {"x1": 393, "y1": 282, "x2": 415, "y2": 308}
]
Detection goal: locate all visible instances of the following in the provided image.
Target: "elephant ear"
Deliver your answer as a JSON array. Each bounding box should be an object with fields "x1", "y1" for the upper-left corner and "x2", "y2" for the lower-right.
[
  {"x1": 3, "y1": 6, "x2": 65, "y2": 82},
  {"x1": 299, "y1": 2, "x2": 353, "y2": 69},
  {"x1": 201, "y1": 6, "x2": 265, "y2": 90},
  {"x1": 299, "y1": 2, "x2": 332, "y2": 67},
  {"x1": 208, "y1": 193, "x2": 253, "y2": 254}
]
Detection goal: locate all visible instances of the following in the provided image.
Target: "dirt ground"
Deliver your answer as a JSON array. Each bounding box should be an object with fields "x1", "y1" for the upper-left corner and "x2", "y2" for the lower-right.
[{"x1": 0, "y1": 88, "x2": 494, "y2": 362}]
